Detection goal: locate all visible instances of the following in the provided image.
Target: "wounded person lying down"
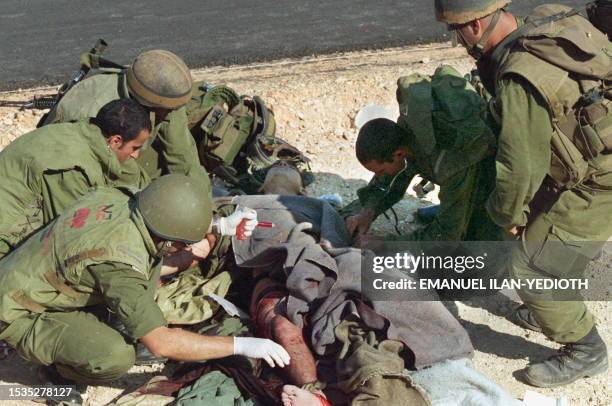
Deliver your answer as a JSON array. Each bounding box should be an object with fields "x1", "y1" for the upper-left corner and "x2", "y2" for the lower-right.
[
  {"x1": 208, "y1": 194, "x2": 516, "y2": 405},
  {"x1": 144, "y1": 183, "x2": 519, "y2": 405}
]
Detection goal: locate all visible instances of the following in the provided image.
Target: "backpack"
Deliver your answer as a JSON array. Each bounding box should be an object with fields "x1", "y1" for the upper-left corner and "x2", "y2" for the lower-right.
[
  {"x1": 396, "y1": 65, "x2": 496, "y2": 183},
  {"x1": 41, "y1": 41, "x2": 313, "y2": 193},
  {"x1": 186, "y1": 81, "x2": 312, "y2": 194}
]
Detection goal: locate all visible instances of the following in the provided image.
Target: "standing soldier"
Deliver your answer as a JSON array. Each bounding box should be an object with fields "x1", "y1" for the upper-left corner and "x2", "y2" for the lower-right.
[
  {"x1": 434, "y1": 0, "x2": 611, "y2": 387},
  {"x1": 43, "y1": 49, "x2": 208, "y2": 187}
]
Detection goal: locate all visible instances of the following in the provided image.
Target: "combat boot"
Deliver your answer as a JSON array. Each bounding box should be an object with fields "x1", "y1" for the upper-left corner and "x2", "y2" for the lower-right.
[
  {"x1": 522, "y1": 326, "x2": 608, "y2": 387},
  {"x1": 37, "y1": 365, "x2": 86, "y2": 405},
  {"x1": 511, "y1": 304, "x2": 542, "y2": 333},
  {"x1": 135, "y1": 342, "x2": 168, "y2": 366}
]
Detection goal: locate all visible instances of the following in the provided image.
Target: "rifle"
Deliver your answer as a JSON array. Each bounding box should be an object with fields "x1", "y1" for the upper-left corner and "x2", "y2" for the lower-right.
[
  {"x1": 57, "y1": 38, "x2": 108, "y2": 99},
  {"x1": 0, "y1": 95, "x2": 57, "y2": 110},
  {"x1": 0, "y1": 38, "x2": 109, "y2": 111}
]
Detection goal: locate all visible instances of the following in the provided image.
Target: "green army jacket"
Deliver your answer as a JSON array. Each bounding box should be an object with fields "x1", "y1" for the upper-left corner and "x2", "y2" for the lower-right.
[
  {"x1": 44, "y1": 71, "x2": 208, "y2": 184},
  {"x1": 484, "y1": 6, "x2": 612, "y2": 228},
  {"x1": 349, "y1": 148, "x2": 500, "y2": 242},
  {"x1": 0, "y1": 121, "x2": 145, "y2": 259},
  {"x1": 0, "y1": 187, "x2": 165, "y2": 339}
]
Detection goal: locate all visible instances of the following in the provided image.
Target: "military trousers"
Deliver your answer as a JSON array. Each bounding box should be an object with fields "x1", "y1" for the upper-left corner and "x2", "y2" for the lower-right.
[
  {"x1": 510, "y1": 186, "x2": 612, "y2": 343},
  {"x1": 0, "y1": 311, "x2": 135, "y2": 384}
]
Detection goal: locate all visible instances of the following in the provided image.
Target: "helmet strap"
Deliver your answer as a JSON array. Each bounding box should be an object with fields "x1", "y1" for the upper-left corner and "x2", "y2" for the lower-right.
[
  {"x1": 155, "y1": 240, "x2": 173, "y2": 258},
  {"x1": 461, "y1": 9, "x2": 503, "y2": 60}
]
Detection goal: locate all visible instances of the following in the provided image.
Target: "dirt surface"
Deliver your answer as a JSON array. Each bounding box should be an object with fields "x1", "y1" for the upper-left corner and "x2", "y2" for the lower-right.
[{"x1": 0, "y1": 43, "x2": 610, "y2": 406}]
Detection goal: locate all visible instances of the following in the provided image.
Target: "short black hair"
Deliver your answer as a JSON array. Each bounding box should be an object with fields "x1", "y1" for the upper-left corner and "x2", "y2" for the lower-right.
[
  {"x1": 356, "y1": 118, "x2": 409, "y2": 163},
  {"x1": 93, "y1": 99, "x2": 152, "y2": 141}
]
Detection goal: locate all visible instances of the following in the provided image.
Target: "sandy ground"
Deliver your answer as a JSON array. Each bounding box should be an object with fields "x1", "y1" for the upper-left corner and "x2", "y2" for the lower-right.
[{"x1": 0, "y1": 43, "x2": 610, "y2": 406}]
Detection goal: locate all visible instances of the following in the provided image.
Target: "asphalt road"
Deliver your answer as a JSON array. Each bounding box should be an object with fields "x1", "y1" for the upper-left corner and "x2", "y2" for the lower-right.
[{"x1": 0, "y1": 0, "x2": 584, "y2": 90}]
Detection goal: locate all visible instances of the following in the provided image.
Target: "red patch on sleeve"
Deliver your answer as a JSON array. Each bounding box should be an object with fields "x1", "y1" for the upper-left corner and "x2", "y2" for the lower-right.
[
  {"x1": 96, "y1": 204, "x2": 114, "y2": 221},
  {"x1": 71, "y1": 208, "x2": 90, "y2": 229}
]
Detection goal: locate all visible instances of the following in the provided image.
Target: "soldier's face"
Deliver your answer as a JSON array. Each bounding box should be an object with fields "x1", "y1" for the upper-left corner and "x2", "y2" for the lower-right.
[
  {"x1": 363, "y1": 156, "x2": 407, "y2": 178},
  {"x1": 108, "y1": 129, "x2": 151, "y2": 163},
  {"x1": 456, "y1": 25, "x2": 479, "y2": 46}
]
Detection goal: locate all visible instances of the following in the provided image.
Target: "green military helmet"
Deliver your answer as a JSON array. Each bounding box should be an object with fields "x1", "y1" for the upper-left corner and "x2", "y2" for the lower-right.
[
  {"x1": 435, "y1": 0, "x2": 510, "y2": 25},
  {"x1": 126, "y1": 50, "x2": 193, "y2": 110},
  {"x1": 136, "y1": 174, "x2": 212, "y2": 244}
]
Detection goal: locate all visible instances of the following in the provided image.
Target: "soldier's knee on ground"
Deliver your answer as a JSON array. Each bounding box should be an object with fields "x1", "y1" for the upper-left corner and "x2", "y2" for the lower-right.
[
  {"x1": 11, "y1": 311, "x2": 136, "y2": 384},
  {"x1": 56, "y1": 340, "x2": 135, "y2": 384}
]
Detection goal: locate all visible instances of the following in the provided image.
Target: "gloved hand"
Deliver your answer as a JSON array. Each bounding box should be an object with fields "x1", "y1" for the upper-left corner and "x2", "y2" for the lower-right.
[
  {"x1": 233, "y1": 337, "x2": 291, "y2": 368},
  {"x1": 213, "y1": 207, "x2": 258, "y2": 237}
]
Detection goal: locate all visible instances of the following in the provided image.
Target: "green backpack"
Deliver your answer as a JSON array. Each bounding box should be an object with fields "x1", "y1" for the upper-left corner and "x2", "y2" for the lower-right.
[
  {"x1": 185, "y1": 81, "x2": 312, "y2": 193},
  {"x1": 38, "y1": 40, "x2": 313, "y2": 194},
  {"x1": 396, "y1": 65, "x2": 496, "y2": 183}
]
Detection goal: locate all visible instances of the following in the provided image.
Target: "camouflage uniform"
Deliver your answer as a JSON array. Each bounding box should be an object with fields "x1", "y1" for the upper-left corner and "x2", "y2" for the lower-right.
[
  {"x1": 0, "y1": 121, "x2": 147, "y2": 260},
  {"x1": 0, "y1": 188, "x2": 165, "y2": 383}
]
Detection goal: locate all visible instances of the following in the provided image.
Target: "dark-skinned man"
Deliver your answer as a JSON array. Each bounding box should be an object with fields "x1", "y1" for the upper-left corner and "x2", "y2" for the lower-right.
[
  {"x1": 0, "y1": 99, "x2": 151, "y2": 260},
  {"x1": 435, "y1": 0, "x2": 611, "y2": 387},
  {"x1": 0, "y1": 174, "x2": 289, "y2": 405}
]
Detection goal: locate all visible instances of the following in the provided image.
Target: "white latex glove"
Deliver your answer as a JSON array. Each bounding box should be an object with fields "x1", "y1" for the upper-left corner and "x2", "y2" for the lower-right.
[
  {"x1": 213, "y1": 207, "x2": 258, "y2": 237},
  {"x1": 233, "y1": 337, "x2": 291, "y2": 368}
]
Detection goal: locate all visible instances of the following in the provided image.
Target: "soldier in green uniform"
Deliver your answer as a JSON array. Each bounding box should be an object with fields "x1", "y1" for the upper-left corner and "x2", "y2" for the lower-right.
[
  {"x1": 43, "y1": 49, "x2": 209, "y2": 187},
  {"x1": 0, "y1": 99, "x2": 151, "y2": 260},
  {"x1": 435, "y1": 0, "x2": 611, "y2": 387},
  {"x1": 344, "y1": 66, "x2": 505, "y2": 246},
  {"x1": 0, "y1": 175, "x2": 289, "y2": 405}
]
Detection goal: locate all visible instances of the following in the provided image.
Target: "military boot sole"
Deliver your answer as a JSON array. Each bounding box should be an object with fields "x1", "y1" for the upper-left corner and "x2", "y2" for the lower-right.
[
  {"x1": 36, "y1": 366, "x2": 85, "y2": 405},
  {"x1": 522, "y1": 357, "x2": 608, "y2": 388}
]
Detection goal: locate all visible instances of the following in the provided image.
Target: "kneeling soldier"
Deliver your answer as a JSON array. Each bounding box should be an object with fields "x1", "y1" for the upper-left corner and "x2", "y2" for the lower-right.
[{"x1": 0, "y1": 174, "x2": 289, "y2": 404}]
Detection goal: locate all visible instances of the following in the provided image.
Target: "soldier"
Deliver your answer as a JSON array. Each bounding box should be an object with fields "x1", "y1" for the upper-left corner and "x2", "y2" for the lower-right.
[
  {"x1": 0, "y1": 99, "x2": 151, "y2": 260},
  {"x1": 43, "y1": 49, "x2": 208, "y2": 186},
  {"x1": 345, "y1": 119, "x2": 503, "y2": 245},
  {"x1": 0, "y1": 174, "x2": 289, "y2": 405},
  {"x1": 435, "y1": 0, "x2": 611, "y2": 386},
  {"x1": 345, "y1": 66, "x2": 505, "y2": 247}
]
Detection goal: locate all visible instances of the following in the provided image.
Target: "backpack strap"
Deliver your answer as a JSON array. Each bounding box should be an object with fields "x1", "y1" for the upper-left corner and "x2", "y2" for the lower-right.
[{"x1": 489, "y1": 8, "x2": 581, "y2": 74}]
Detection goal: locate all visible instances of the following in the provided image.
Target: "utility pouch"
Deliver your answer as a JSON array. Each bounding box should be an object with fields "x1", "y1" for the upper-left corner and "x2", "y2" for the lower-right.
[
  {"x1": 199, "y1": 104, "x2": 253, "y2": 166},
  {"x1": 548, "y1": 87, "x2": 611, "y2": 187},
  {"x1": 550, "y1": 117, "x2": 590, "y2": 189},
  {"x1": 578, "y1": 96, "x2": 612, "y2": 155}
]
